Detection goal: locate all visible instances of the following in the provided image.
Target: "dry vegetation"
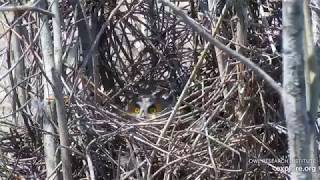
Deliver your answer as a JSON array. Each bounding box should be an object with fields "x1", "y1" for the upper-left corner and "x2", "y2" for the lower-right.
[{"x1": 0, "y1": 0, "x2": 287, "y2": 179}]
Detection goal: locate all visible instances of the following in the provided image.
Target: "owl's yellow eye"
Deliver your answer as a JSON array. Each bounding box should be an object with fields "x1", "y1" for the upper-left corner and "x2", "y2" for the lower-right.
[
  {"x1": 148, "y1": 106, "x2": 157, "y2": 114},
  {"x1": 134, "y1": 107, "x2": 140, "y2": 114}
]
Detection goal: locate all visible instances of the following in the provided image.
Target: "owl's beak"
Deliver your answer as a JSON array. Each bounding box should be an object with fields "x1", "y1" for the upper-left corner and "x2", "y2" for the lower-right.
[{"x1": 139, "y1": 110, "x2": 147, "y2": 118}]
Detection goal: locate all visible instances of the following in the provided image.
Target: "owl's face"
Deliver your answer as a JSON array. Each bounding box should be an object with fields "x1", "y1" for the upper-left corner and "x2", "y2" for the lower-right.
[{"x1": 126, "y1": 95, "x2": 163, "y2": 119}]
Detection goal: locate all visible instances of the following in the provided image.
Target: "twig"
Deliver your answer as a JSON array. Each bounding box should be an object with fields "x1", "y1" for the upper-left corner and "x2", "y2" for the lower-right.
[{"x1": 0, "y1": 5, "x2": 54, "y2": 17}]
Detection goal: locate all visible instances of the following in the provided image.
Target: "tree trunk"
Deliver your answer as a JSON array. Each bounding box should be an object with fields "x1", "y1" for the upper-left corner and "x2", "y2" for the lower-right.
[
  {"x1": 282, "y1": 0, "x2": 319, "y2": 179},
  {"x1": 49, "y1": 0, "x2": 73, "y2": 178}
]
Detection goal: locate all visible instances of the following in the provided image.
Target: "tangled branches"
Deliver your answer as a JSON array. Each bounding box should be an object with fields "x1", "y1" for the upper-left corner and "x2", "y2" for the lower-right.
[{"x1": 0, "y1": 0, "x2": 287, "y2": 179}]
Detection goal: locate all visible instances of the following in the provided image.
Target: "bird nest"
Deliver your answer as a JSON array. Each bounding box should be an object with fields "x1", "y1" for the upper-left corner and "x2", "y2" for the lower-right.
[
  {"x1": 0, "y1": 68, "x2": 286, "y2": 179},
  {"x1": 64, "y1": 68, "x2": 286, "y2": 179}
]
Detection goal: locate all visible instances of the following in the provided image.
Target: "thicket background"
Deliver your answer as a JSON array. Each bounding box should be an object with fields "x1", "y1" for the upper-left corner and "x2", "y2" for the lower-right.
[{"x1": 1, "y1": 0, "x2": 315, "y2": 179}]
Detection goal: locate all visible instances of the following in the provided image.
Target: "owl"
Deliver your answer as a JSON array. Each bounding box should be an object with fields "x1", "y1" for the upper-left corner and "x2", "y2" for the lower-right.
[{"x1": 126, "y1": 94, "x2": 172, "y2": 119}]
